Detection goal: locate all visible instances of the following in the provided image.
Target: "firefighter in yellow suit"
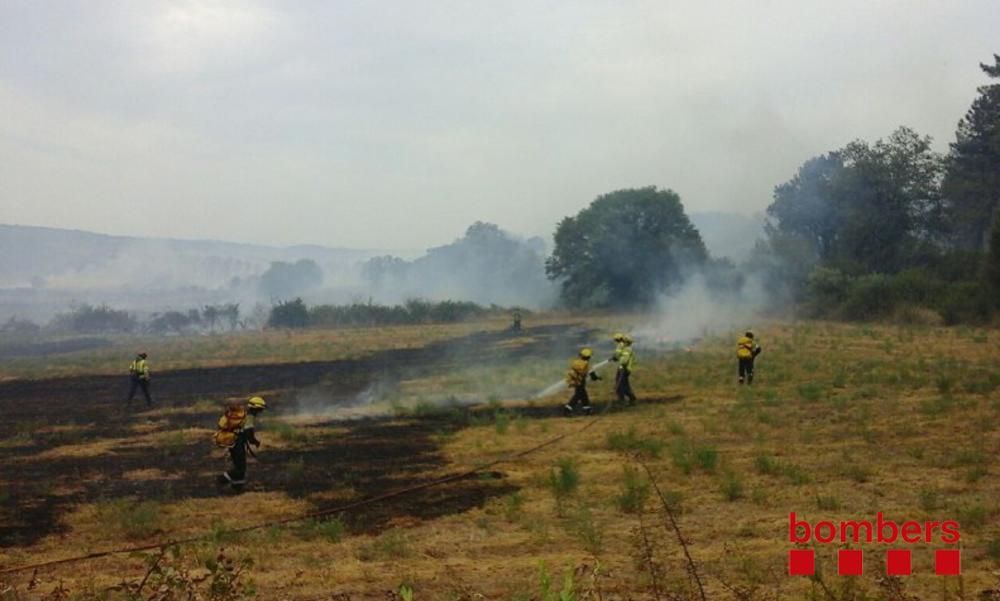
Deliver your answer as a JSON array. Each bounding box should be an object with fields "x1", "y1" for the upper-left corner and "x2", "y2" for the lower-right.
[
  {"x1": 564, "y1": 348, "x2": 601, "y2": 416},
  {"x1": 126, "y1": 352, "x2": 152, "y2": 407},
  {"x1": 616, "y1": 335, "x2": 637, "y2": 405},
  {"x1": 737, "y1": 331, "x2": 761, "y2": 384}
]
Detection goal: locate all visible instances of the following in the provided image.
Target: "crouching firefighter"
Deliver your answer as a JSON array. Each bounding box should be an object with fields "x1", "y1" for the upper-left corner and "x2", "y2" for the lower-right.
[
  {"x1": 736, "y1": 331, "x2": 762, "y2": 385},
  {"x1": 615, "y1": 335, "x2": 637, "y2": 405},
  {"x1": 214, "y1": 396, "x2": 267, "y2": 491},
  {"x1": 565, "y1": 348, "x2": 601, "y2": 416}
]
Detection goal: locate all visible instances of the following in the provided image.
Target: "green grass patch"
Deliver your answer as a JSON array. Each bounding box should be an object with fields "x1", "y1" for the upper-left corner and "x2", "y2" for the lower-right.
[
  {"x1": 96, "y1": 499, "x2": 162, "y2": 540},
  {"x1": 615, "y1": 465, "x2": 650, "y2": 514},
  {"x1": 356, "y1": 529, "x2": 411, "y2": 561},
  {"x1": 606, "y1": 426, "x2": 664, "y2": 457}
]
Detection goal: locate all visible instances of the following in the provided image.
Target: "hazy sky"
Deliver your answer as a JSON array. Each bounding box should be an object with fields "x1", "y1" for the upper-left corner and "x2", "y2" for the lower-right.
[{"x1": 1, "y1": 1, "x2": 997, "y2": 249}]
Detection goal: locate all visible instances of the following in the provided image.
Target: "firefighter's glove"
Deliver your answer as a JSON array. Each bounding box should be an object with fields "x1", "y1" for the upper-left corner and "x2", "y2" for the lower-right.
[{"x1": 589, "y1": 372, "x2": 601, "y2": 381}]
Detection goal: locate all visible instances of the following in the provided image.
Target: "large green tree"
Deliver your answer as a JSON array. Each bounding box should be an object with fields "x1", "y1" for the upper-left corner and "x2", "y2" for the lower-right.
[
  {"x1": 545, "y1": 187, "x2": 707, "y2": 307},
  {"x1": 766, "y1": 127, "x2": 944, "y2": 275},
  {"x1": 943, "y1": 54, "x2": 1000, "y2": 251}
]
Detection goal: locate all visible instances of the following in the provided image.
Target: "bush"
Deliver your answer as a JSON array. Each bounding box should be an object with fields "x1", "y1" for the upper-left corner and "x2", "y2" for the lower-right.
[
  {"x1": 566, "y1": 506, "x2": 603, "y2": 555},
  {"x1": 840, "y1": 274, "x2": 895, "y2": 320},
  {"x1": 805, "y1": 263, "x2": 992, "y2": 324},
  {"x1": 615, "y1": 466, "x2": 650, "y2": 514},
  {"x1": 694, "y1": 445, "x2": 719, "y2": 472},
  {"x1": 548, "y1": 457, "x2": 580, "y2": 513},
  {"x1": 938, "y1": 282, "x2": 992, "y2": 324},
  {"x1": 51, "y1": 303, "x2": 135, "y2": 333},
  {"x1": 306, "y1": 299, "x2": 498, "y2": 328},
  {"x1": 720, "y1": 471, "x2": 745, "y2": 501},
  {"x1": 797, "y1": 382, "x2": 824, "y2": 401},
  {"x1": 356, "y1": 529, "x2": 411, "y2": 561},
  {"x1": 606, "y1": 426, "x2": 664, "y2": 457},
  {"x1": 268, "y1": 298, "x2": 309, "y2": 328},
  {"x1": 296, "y1": 517, "x2": 345, "y2": 543},
  {"x1": 807, "y1": 267, "x2": 852, "y2": 310},
  {"x1": 96, "y1": 499, "x2": 162, "y2": 539}
]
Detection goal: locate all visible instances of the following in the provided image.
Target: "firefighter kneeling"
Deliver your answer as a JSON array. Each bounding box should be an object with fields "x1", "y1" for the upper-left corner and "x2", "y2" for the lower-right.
[{"x1": 214, "y1": 396, "x2": 267, "y2": 491}]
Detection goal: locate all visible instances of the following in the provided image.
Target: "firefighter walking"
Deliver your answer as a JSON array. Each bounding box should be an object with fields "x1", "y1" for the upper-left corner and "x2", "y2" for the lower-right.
[
  {"x1": 126, "y1": 352, "x2": 153, "y2": 407},
  {"x1": 564, "y1": 348, "x2": 601, "y2": 416},
  {"x1": 615, "y1": 335, "x2": 637, "y2": 405},
  {"x1": 737, "y1": 330, "x2": 762, "y2": 384},
  {"x1": 215, "y1": 396, "x2": 267, "y2": 491}
]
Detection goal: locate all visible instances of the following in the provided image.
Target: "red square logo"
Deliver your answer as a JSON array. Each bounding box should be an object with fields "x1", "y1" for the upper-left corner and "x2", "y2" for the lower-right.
[
  {"x1": 838, "y1": 549, "x2": 863, "y2": 576},
  {"x1": 886, "y1": 549, "x2": 912, "y2": 576},
  {"x1": 935, "y1": 549, "x2": 961, "y2": 575},
  {"x1": 788, "y1": 549, "x2": 815, "y2": 576}
]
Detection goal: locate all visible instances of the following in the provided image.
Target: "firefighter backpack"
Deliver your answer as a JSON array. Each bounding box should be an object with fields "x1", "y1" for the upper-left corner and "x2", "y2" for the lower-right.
[{"x1": 213, "y1": 403, "x2": 247, "y2": 448}]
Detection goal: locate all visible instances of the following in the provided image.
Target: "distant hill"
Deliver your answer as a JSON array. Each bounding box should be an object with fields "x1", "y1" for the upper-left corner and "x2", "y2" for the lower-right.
[
  {"x1": 688, "y1": 212, "x2": 766, "y2": 261},
  {"x1": 0, "y1": 224, "x2": 385, "y2": 289}
]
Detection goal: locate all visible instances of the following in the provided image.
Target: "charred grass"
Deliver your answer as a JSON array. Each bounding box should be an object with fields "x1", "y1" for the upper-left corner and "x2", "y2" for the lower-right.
[{"x1": 0, "y1": 319, "x2": 997, "y2": 599}]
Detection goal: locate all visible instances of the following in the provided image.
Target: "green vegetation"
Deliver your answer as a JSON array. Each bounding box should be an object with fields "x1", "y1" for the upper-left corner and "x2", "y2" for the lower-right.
[
  {"x1": 615, "y1": 465, "x2": 650, "y2": 513},
  {"x1": 548, "y1": 457, "x2": 580, "y2": 514},
  {"x1": 606, "y1": 426, "x2": 664, "y2": 457},
  {"x1": 356, "y1": 529, "x2": 412, "y2": 561},
  {"x1": 546, "y1": 186, "x2": 707, "y2": 307},
  {"x1": 96, "y1": 499, "x2": 163, "y2": 540}
]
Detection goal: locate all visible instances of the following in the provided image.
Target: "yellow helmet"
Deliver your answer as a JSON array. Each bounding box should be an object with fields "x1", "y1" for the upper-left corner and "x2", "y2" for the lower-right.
[
  {"x1": 248, "y1": 396, "x2": 267, "y2": 410},
  {"x1": 579, "y1": 348, "x2": 593, "y2": 359},
  {"x1": 622, "y1": 334, "x2": 633, "y2": 344},
  {"x1": 613, "y1": 333, "x2": 624, "y2": 342}
]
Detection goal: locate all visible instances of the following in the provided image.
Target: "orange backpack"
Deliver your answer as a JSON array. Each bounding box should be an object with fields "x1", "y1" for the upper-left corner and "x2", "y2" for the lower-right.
[{"x1": 213, "y1": 403, "x2": 247, "y2": 448}]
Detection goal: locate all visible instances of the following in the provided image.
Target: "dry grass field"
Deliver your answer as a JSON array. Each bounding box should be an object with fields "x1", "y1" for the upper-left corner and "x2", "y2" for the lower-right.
[{"x1": 0, "y1": 318, "x2": 998, "y2": 600}]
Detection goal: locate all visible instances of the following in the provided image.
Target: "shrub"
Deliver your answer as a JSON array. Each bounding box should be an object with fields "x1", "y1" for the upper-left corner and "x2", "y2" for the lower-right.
[
  {"x1": 606, "y1": 426, "x2": 664, "y2": 457},
  {"x1": 918, "y1": 488, "x2": 941, "y2": 511},
  {"x1": 566, "y1": 505, "x2": 603, "y2": 555},
  {"x1": 296, "y1": 517, "x2": 345, "y2": 543},
  {"x1": 841, "y1": 274, "x2": 896, "y2": 320},
  {"x1": 720, "y1": 471, "x2": 744, "y2": 502},
  {"x1": 51, "y1": 303, "x2": 135, "y2": 333},
  {"x1": 781, "y1": 463, "x2": 811, "y2": 485},
  {"x1": 754, "y1": 454, "x2": 780, "y2": 476},
  {"x1": 548, "y1": 458, "x2": 580, "y2": 514},
  {"x1": 97, "y1": 499, "x2": 162, "y2": 539},
  {"x1": 268, "y1": 298, "x2": 309, "y2": 328},
  {"x1": 694, "y1": 445, "x2": 719, "y2": 472},
  {"x1": 615, "y1": 466, "x2": 650, "y2": 513},
  {"x1": 797, "y1": 382, "x2": 824, "y2": 401},
  {"x1": 356, "y1": 529, "x2": 411, "y2": 561},
  {"x1": 503, "y1": 492, "x2": 525, "y2": 522}
]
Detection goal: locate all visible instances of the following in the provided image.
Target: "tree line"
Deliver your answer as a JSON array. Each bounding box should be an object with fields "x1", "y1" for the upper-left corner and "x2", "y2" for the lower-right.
[
  {"x1": 544, "y1": 55, "x2": 1000, "y2": 324},
  {"x1": 758, "y1": 55, "x2": 1000, "y2": 322},
  {"x1": 267, "y1": 298, "x2": 521, "y2": 329}
]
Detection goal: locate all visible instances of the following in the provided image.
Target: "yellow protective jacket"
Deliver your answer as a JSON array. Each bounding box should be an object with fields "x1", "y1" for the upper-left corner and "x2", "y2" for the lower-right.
[
  {"x1": 612, "y1": 342, "x2": 625, "y2": 362},
  {"x1": 566, "y1": 358, "x2": 591, "y2": 388},
  {"x1": 736, "y1": 336, "x2": 754, "y2": 359},
  {"x1": 129, "y1": 358, "x2": 150, "y2": 380},
  {"x1": 619, "y1": 346, "x2": 636, "y2": 372}
]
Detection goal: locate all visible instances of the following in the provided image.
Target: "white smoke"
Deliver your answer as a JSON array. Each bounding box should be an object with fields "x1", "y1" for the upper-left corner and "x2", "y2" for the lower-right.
[{"x1": 634, "y1": 273, "x2": 769, "y2": 346}]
